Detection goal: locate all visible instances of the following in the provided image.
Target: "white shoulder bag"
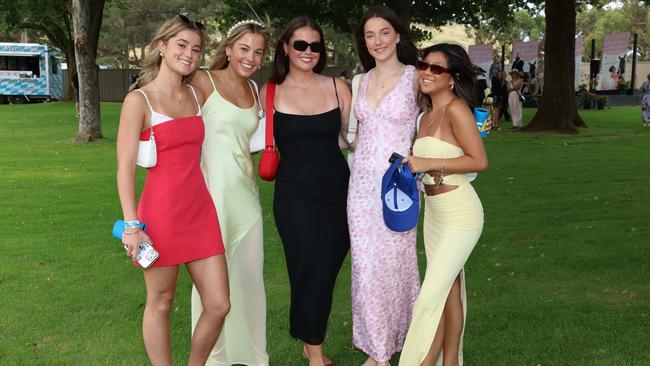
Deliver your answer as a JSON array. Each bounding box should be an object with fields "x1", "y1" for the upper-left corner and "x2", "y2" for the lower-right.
[
  {"x1": 248, "y1": 80, "x2": 266, "y2": 153},
  {"x1": 136, "y1": 128, "x2": 157, "y2": 168}
]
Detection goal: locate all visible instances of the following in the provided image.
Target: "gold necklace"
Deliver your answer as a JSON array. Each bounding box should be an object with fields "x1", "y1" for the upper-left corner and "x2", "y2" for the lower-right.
[
  {"x1": 285, "y1": 76, "x2": 316, "y2": 91},
  {"x1": 374, "y1": 65, "x2": 404, "y2": 88}
]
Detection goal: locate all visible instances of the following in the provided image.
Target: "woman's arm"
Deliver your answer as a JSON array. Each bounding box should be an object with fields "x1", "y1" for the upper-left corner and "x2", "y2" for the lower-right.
[
  {"x1": 116, "y1": 92, "x2": 152, "y2": 260},
  {"x1": 335, "y1": 77, "x2": 353, "y2": 149},
  {"x1": 404, "y1": 100, "x2": 488, "y2": 175}
]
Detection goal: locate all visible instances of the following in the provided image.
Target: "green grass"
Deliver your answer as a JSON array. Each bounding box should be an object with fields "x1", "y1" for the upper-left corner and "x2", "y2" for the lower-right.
[{"x1": 0, "y1": 102, "x2": 648, "y2": 365}]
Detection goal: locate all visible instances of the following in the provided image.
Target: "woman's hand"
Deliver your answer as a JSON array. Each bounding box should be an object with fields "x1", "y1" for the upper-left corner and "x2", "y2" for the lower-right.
[
  {"x1": 484, "y1": 114, "x2": 493, "y2": 133},
  {"x1": 402, "y1": 155, "x2": 432, "y2": 174},
  {"x1": 122, "y1": 229, "x2": 152, "y2": 262}
]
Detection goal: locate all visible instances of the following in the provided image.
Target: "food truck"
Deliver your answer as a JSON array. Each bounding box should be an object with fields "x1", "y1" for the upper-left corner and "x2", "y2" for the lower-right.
[{"x1": 0, "y1": 42, "x2": 64, "y2": 103}]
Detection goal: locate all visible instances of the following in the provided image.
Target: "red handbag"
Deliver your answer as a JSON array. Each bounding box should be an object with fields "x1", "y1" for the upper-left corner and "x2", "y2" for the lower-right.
[{"x1": 258, "y1": 82, "x2": 280, "y2": 181}]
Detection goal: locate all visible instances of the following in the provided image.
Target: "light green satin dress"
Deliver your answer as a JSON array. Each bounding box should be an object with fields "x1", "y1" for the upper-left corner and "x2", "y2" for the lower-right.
[{"x1": 191, "y1": 71, "x2": 268, "y2": 366}]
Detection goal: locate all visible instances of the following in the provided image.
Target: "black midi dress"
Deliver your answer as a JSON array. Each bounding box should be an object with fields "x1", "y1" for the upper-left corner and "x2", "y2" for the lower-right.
[{"x1": 272, "y1": 81, "x2": 350, "y2": 345}]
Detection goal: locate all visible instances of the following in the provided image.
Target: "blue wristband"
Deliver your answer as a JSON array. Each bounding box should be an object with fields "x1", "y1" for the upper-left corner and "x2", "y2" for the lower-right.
[
  {"x1": 124, "y1": 220, "x2": 141, "y2": 229},
  {"x1": 113, "y1": 219, "x2": 146, "y2": 240}
]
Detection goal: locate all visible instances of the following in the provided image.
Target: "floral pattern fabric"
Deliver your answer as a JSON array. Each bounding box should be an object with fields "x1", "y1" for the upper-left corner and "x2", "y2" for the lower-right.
[{"x1": 347, "y1": 65, "x2": 421, "y2": 362}]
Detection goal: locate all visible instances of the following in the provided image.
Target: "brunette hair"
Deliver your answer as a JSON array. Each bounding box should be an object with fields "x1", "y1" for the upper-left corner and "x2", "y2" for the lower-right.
[
  {"x1": 270, "y1": 16, "x2": 326, "y2": 84},
  {"x1": 417, "y1": 43, "x2": 480, "y2": 110},
  {"x1": 130, "y1": 16, "x2": 205, "y2": 91},
  {"x1": 354, "y1": 6, "x2": 418, "y2": 72},
  {"x1": 210, "y1": 22, "x2": 270, "y2": 70}
]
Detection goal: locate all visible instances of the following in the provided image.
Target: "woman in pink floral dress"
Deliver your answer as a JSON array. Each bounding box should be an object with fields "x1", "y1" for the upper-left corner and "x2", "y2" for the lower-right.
[{"x1": 347, "y1": 6, "x2": 421, "y2": 366}]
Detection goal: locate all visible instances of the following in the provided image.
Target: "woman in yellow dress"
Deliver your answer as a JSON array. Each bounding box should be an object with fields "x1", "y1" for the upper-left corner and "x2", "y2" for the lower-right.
[
  {"x1": 400, "y1": 43, "x2": 488, "y2": 366},
  {"x1": 190, "y1": 20, "x2": 270, "y2": 366}
]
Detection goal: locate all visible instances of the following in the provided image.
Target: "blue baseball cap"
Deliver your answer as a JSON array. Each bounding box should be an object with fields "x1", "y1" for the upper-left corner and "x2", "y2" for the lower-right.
[{"x1": 381, "y1": 159, "x2": 420, "y2": 232}]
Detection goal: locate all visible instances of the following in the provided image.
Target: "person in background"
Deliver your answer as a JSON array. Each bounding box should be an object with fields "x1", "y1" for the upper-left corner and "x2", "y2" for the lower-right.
[
  {"x1": 399, "y1": 42, "x2": 487, "y2": 366},
  {"x1": 490, "y1": 70, "x2": 507, "y2": 130},
  {"x1": 116, "y1": 15, "x2": 229, "y2": 365},
  {"x1": 608, "y1": 65, "x2": 618, "y2": 90},
  {"x1": 507, "y1": 70, "x2": 523, "y2": 129},
  {"x1": 640, "y1": 73, "x2": 650, "y2": 127},
  {"x1": 512, "y1": 53, "x2": 524, "y2": 73},
  {"x1": 348, "y1": 6, "x2": 421, "y2": 366},
  {"x1": 488, "y1": 55, "x2": 502, "y2": 82},
  {"x1": 190, "y1": 19, "x2": 271, "y2": 366},
  {"x1": 260, "y1": 15, "x2": 352, "y2": 366}
]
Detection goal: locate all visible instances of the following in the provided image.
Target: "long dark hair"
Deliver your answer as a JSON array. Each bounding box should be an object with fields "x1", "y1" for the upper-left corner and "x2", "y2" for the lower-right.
[
  {"x1": 417, "y1": 43, "x2": 480, "y2": 110},
  {"x1": 270, "y1": 16, "x2": 327, "y2": 84},
  {"x1": 354, "y1": 6, "x2": 418, "y2": 72}
]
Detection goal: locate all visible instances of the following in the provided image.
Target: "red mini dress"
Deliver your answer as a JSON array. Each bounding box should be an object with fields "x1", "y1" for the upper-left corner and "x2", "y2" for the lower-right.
[{"x1": 135, "y1": 87, "x2": 224, "y2": 267}]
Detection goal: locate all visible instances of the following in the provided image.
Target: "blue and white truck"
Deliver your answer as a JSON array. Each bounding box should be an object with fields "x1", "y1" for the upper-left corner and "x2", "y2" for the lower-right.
[{"x1": 0, "y1": 42, "x2": 64, "y2": 103}]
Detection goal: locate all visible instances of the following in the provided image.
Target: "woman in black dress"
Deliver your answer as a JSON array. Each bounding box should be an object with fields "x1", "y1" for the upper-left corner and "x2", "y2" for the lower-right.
[{"x1": 260, "y1": 16, "x2": 352, "y2": 366}]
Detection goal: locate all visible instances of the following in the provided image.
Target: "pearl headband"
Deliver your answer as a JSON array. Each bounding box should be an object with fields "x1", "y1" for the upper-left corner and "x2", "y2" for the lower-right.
[{"x1": 227, "y1": 19, "x2": 266, "y2": 37}]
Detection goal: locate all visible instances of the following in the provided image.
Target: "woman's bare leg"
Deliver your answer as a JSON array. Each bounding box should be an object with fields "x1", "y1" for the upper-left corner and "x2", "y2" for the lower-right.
[
  {"x1": 186, "y1": 255, "x2": 230, "y2": 366},
  {"x1": 143, "y1": 266, "x2": 179, "y2": 366}
]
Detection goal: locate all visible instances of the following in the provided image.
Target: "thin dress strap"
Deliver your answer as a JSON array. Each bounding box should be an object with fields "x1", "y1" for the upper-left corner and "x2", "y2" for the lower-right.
[
  {"x1": 206, "y1": 70, "x2": 217, "y2": 92},
  {"x1": 332, "y1": 77, "x2": 340, "y2": 108},
  {"x1": 135, "y1": 89, "x2": 154, "y2": 115},
  {"x1": 187, "y1": 85, "x2": 202, "y2": 115}
]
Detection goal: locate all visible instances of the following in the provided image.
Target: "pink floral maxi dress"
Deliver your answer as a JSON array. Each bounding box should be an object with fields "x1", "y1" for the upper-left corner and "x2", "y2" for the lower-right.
[{"x1": 347, "y1": 65, "x2": 421, "y2": 362}]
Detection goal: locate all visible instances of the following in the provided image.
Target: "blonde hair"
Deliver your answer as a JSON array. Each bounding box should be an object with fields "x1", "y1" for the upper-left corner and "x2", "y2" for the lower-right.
[
  {"x1": 210, "y1": 22, "x2": 269, "y2": 70},
  {"x1": 131, "y1": 16, "x2": 205, "y2": 91}
]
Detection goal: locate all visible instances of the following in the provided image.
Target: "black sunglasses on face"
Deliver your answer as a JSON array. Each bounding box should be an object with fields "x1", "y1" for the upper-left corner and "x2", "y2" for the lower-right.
[
  {"x1": 415, "y1": 59, "x2": 449, "y2": 75},
  {"x1": 289, "y1": 40, "x2": 323, "y2": 53},
  {"x1": 177, "y1": 14, "x2": 205, "y2": 30}
]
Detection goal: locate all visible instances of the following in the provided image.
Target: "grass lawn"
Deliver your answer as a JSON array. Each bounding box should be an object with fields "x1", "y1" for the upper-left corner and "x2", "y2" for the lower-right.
[{"x1": 0, "y1": 102, "x2": 648, "y2": 365}]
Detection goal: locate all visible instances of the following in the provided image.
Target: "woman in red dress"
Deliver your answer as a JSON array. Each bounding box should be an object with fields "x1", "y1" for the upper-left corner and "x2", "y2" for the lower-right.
[{"x1": 116, "y1": 16, "x2": 229, "y2": 365}]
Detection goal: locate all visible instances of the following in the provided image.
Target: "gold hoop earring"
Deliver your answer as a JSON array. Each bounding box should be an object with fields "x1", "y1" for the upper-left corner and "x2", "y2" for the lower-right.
[{"x1": 449, "y1": 83, "x2": 455, "y2": 90}]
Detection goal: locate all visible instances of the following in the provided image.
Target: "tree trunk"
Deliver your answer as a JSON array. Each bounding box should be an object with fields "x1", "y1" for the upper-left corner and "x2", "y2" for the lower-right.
[
  {"x1": 72, "y1": 0, "x2": 105, "y2": 142},
  {"x1": 522, "y1": 0, "x2": 585, "y2": 133}
]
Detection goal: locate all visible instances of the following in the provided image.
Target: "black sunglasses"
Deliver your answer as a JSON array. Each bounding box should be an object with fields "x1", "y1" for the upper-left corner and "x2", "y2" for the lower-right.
[
  {"x1": 289, "y1": 40, "x2": 323, "y2": 53},
  {"x1": 415, "y1": 59, "x2": 449, "y2": 75},
  {"x1": 177, "y1": 14, "x2": 205, "y2": 30}
]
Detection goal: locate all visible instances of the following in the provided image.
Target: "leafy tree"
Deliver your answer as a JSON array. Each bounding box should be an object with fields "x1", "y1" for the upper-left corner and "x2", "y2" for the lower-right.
[
  {"x1": 577, "y1": 0, "x2": 649, "y2": 61},
  {"x1": 472, "y1": 9, "x2": 546, "y2": 48},
  {"x1": 98, "y1": 0, "x2": 218, "y2": 68},
  {"x1": 0, "y1": 0, "x2": 77, "y2": 97}
]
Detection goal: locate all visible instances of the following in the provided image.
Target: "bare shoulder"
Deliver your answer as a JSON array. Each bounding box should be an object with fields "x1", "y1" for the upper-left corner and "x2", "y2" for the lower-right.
[
  {"x1": 447, "y1": 98, "x2": 474, "y2": 127},
  {"x1": 123, "y1": 90, "x2": 147, "y2": 111},
  {"x1": 189, "y1": 70, "x2": 212, "y2": 98},
  {"x1": 191, "y1": 70, "x2": 210, "y2": 87},
  {"x1": 121, "y1": 90, "x2": 147, "y2": 126},
  {"x1": 334, "y1": 77, "x2": 351, "y2": 95},
  {"x1": 259, "y1": 83, "x2": 269, "y2": 111}
]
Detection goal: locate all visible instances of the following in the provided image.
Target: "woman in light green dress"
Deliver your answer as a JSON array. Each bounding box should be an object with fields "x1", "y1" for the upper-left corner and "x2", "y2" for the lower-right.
[{"x1": 190, "y1": 21, "x2": 270, "y2": 366}]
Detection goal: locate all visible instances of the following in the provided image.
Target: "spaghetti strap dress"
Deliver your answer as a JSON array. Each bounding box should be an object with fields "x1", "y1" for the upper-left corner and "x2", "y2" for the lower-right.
[
  {"x1": 135, "y1": 86, "x2": 224, "y2": 267},
  {"x1": 399, "y1": 124, "x2": 484, "y2": 366},
  {"x1": 347, "y1": 65, "x2": 421, "y2": 361},
  {"x1": 191, "y1": 71, "x2": 268, "y2": 366},
  {"x1": 273, "y1": 78, "x2": 350, "y2": 345}
]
